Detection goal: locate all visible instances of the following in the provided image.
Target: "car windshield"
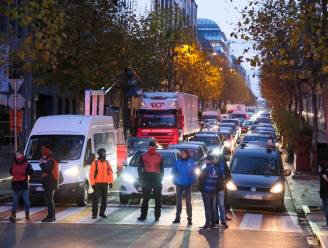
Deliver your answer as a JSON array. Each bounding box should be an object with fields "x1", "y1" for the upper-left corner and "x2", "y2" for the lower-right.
[
  {"x1": 128, "y1": 139, "x2": 152, "y2": 149},
  {"x1": 26, "y1": 135, "x2": 84, "y2": 161},
  {"x1": 139, "y1": 110, "x2": 177, "y2": 128},
  {"x1": 190, "y1": 136, "x2": 220, "y2": 145},
  {"x1": 231, "y1": 114, "x2": 246, "y2": 119},
  {"x1": 203, "y1": 116, "x2": 217, "y2": 120},
  {"x1": 231, "y1": 156, "x2": 279, "y2": 176},
  {"x1": 129, "y1": 152, "x2": 176, "y2": 168},
  {"x1": 219, "y1": 133, "x2": 230, "y2": 141},
  {"x1": 243, "y1": 135, "x2": 269, "y2": 143}
]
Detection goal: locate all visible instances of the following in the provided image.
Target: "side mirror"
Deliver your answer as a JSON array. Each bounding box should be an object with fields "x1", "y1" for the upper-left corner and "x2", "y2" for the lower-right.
[{"x1": 283, "y1": 168, "x2": 292, "y2": 177}]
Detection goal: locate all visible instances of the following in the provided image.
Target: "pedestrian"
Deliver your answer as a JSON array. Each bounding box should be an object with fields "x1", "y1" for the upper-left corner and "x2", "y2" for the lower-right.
[
  {"x1": 172, "y1": 149, "x2": 196, "y2": 226},
  {"x1": 40, "y1": 146, "x2": 59, "y2": 222},
  {"x1": 137, "y1": 141, "x2": 164, "y2": 222},
  {"x1": 89, "y1": 148, "x2": 113, "y2": 219},
  {"x1": 214, "y1": 155, "x2": 230, "y2": 228},
  {"x1": 9, "y1": 151, "x2": 33, "y2": 222},
  {"x1": 319, "y1": 162, "x2": 328, "y2": 229},
  {"x1": 199, "y1": 155, "x2": 220, "y2": 229}
]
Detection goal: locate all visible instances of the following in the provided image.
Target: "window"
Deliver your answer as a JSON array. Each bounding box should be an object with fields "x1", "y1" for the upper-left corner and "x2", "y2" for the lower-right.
[
  {"x1": 231, "y1": 156, "x2": 279, "y2": 176},
  {"x1": 84, "y1": 139, "x2": 92, "y2": 166},
  {"x1": 94, "y1": 132, "x2": 115, "y2": 157}
]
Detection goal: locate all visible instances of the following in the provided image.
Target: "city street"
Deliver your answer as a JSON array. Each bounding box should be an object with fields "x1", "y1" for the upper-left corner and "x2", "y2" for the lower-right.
[{"x1": 0, "y1": 186, "x2": 315, "y2": 248}]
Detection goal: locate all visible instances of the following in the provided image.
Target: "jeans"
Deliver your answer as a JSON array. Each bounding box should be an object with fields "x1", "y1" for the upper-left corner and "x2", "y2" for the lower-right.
[
  {"x1": 202, "y1": 192, "x2": 217, "y2": 226},
  {"x1": 175, "y1": 185, "x2": 192, "y2": 220},
  {"x1": 141, "y1": 183, "x2": 162, "y2": 218},
  {"x1": 216, "y1": 190, "x2": 226, "y2": 223},
  {"x1": 45, "y1": 190, "x2": 55, "y2": 219},
  {"x1": 92, "y1": 183, "x2": 108, "y2": 217},
  {"x1": 322, "y1": 198, "x2": 328, "y2": 225},
  {"x1": 12, "y1": 190, "x2": 30, "y2": 213}
]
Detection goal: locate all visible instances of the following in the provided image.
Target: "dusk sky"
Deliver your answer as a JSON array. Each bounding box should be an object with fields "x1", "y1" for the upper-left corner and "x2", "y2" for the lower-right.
[{"x1": 197, "y1": 0, "x2": 260, "y2": 97}]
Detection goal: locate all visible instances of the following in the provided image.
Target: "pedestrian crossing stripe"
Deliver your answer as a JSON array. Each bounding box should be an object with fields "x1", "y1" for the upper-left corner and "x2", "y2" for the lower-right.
[{"x1": 0, "y1": 205, "x2": 302, "y2": 233}]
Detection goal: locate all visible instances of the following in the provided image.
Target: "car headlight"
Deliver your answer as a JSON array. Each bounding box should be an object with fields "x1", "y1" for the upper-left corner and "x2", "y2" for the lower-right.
[
  {"x1": 270, "y1": 183, "x2": 283, "y2": 193},
  {"x1": 224, "y1": 141, "x2": 231, "y2": 147},
  {"x1": 226, "y1": 181, "x2": 237, "y2": 191},
  {"x1": 194, "y1": 167, "x2": 201, "y2": 176},
  {"x1": 121, "y1": 173, "x2": 136, "y2": 184},
  {"x1": 162, "y1": 175, "x2": 173, "y2": 183},
  {"x1": 64, "y1": 166, "x2": 79, "y2": 177},
  {"x1": 212, "y1": 148, "x2": 223, "y2": 155}
]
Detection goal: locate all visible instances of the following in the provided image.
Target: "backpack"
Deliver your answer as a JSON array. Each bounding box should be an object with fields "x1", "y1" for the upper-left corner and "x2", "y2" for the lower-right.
[{"x1": 50, "y1": 157, "x2": 59, "y2": 182}]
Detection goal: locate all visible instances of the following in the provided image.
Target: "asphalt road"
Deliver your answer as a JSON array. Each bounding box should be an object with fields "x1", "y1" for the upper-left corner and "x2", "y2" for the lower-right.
[{"x1": 0, "y1": 185, "x2": 315, "y2": 248}]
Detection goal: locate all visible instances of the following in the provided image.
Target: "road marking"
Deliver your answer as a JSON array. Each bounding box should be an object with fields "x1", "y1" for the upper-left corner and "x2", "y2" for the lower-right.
[
  {"x1": 46, "y1": 207, "x2": 86, "y2": 223},
  {"x1": 117, "y1": 208, "x2": 155, "y2": 225},
  {"x1": 16, "y1": 207, "x2": 46, "y2": 219},
  {"x1": 0, "y1": 206, "x2": 11, "y2": 213},
  {"x1": 239, "y1": 213, "x2": 262, "y2": 230},
  {"x1": 77, "y1": 207, "x2": 120, "y2": 224}
]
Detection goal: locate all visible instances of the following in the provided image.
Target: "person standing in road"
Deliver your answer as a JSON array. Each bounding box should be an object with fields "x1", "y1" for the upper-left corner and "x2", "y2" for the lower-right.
[
  {"x1": 137, "y1": 141, "x2": 164, "y2": 222},
  {"x1": 214, "y1": 155, "x2": 230, "y2": 228},
  {"x1": 199, "y1": 155, "x2": 220, "y2": 229},
  {"x1": 9, "y1": 151, "x2": 34, "y2": 222},
  {"x1": 40, "y1": 146, "x2": 59, "y2": 222},
  {"x1": 319, "y1": 162, "x2": 328, "y2": 229},
  {"x1": 172, "y1": 149, "x2": 196, "y2": 226},
  {"x1": 89, "y1": 148, "x2": 113, "y2": 219}
]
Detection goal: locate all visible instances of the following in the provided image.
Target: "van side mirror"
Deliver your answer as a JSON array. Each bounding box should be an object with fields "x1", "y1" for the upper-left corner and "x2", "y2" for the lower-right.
[{"x1": 283, "y1": 168, "x2": 292, "y2": 177}]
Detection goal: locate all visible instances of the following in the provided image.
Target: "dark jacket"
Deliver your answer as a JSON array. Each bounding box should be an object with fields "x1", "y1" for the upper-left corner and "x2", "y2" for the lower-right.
[
  {"x1": 10, "y1": 158, "x2": 33, "y2": 191},
  {"x1": 199, "y1": 163, "x2": 220, "y2": 193},
  {"x1": 138, "y1": 151, "x2": 164, "y2": 187},
  {"x1": 216, "y1": 159, "x2": 231, "y2": 191},
  {"x1": 40, "y1": 156, "x2": 59, "y2": 191},
  {"x1": 320, "y1": 166, "x2": 328, "y2": 198}
]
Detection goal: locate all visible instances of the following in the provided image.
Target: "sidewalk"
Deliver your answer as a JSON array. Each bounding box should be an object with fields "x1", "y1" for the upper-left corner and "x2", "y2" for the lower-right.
[
  {"x1": 0, "y1": 151, "x2": 13, "y2": 202},
  {"x1": 286, "y1": 164, "x2": 328, "y2": 248}
]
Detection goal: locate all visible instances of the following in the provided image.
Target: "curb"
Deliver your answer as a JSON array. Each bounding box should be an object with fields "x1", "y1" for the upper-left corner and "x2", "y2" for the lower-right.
[
  {"x1": 286, "y1": 176, "x2": 304, "y2": 214},
  {"x1": 308, "y1": 219, "x2": 327, "y2": 248}
]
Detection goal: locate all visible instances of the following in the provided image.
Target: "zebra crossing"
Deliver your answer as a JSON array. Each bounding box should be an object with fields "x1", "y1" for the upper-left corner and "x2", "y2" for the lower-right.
[{"x1": 0, "y1": 204, "x2": 302, "y2": 233}]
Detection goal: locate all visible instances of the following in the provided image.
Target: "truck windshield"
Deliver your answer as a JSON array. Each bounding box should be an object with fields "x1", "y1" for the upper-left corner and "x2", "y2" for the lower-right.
[
  {"x1": 139, "y1": 110, "x2": 177, "y2": 128},
  {"x1": 26, "y1": 135, "x2": 85, "y2": 161}
]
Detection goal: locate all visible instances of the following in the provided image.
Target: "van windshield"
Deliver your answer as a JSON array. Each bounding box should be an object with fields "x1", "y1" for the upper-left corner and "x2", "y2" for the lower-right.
[{"x1": 26, "y1": 135, "x2": 85, "y2": 161}]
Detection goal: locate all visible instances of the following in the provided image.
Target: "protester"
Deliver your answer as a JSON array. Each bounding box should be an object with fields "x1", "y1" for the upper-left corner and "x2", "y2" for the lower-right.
[
  {"x1": 214, "y1": 155, "x2": 230, "y2": 228},
  {"x1": 137, "y1": 141, "x2": 164, "y2": 222},
  {"x1": 199, "y1": 155, "x2": 220, "y2": 229},
  {"x1": 172, "y1": 149, "x2": 196, "y2": 226},
  {"x1": 319, "y1": 162, "x2": 328, "y2": 229},
  {"x1": 9, "y1": 151, "x2": 33, "y2": 222},
  {"x1": 89, "y1": 148, "x2": 113, "y2": 219},
  {"x1": 40, "y1": 146, "x2": 59, "y2": 222}
]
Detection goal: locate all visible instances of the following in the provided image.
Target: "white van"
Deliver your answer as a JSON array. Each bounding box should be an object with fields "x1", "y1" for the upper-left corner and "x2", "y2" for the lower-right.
[{"x1": 24, "y1": 115, "x2": 117, "y2": 206}]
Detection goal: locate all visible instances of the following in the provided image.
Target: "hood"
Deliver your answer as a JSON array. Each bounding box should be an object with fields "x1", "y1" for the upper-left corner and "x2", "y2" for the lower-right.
[{"x1": 231, "y1": 174, "x2": 281, "y2": 188}]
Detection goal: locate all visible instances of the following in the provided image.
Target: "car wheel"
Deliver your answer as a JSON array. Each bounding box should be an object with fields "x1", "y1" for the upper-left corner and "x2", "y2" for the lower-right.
[
  {"x1": 119, "y1": 195, "x2": 129, "y2": 204},
  {"x1": 77, "y1": 183, "x2": 89, "y2": 207}
]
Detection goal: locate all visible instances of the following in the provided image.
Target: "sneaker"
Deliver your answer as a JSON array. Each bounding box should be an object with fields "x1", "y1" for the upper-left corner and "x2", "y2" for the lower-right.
[
  {"x1": 187, "y1": 219, "x2": 192, "y2": 226},
  {"x1": 9, "y1": 216, "x2": 16, "y2": 223},
  {"x1": 172, "y1": 219, "x2": 180, "y2": 224},
  {"x1": 99, "y1": 214, "x2": 107, "y2": 218},
  {"x1": 25, "y1": 215, "x2": 30, "y2": 220},
  {"x1": 215, "y1": 220, "x2": 220, "y2": 225},
  {"x1": 41, "y1": 217, "x2": 55, "y2": 223},
  {"x1": 92, "y1": 216, "x2": 97, "y2": 219},
  {"x1": 137, "y1": 216, "x2": 146, "y2": 221},
  {"x1": 155, "y1": 217, "x2": 160, "y2": 222},
  {"x1": 225, "y1": 215, "x2": 232, "y2": 221},
  {"x1": 201, "y1": 224, "x2": 211, "y2": 230},
  {"x1": 221, "y1": 222, "x2": 229, "y2": 228},
  {"x1": 210, "y1": 224, "x2": 219, "y2": 229},
  {"x1": 322, "y1": 224, "x2": 328, "y2": 229}
]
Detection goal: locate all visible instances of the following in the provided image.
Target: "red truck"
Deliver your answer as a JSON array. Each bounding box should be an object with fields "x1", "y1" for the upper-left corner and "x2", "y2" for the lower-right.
[{"x1": 137, "y1": 92, "x2": 200, "y2": 146}]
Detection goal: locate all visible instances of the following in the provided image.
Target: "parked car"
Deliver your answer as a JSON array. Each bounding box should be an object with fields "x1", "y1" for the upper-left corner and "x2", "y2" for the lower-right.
[
  {"x1": 226, "y1": 144, "x2": 291, "y2": 211},
  {"x1": 127, "y1": 137, "x2": 161, "y2": 157},
  {"x1": 119, "y1": 149, "x2": 178, "y2": 205}
]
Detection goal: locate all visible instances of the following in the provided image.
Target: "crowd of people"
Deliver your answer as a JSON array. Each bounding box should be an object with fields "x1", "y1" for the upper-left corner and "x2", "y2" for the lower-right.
[{"x1": 8, "y1": 141, "x2": 232, "y2": 229}]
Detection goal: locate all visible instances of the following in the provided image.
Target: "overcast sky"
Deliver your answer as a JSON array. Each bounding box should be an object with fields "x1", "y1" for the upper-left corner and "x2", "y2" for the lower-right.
[{"x1": 197, "y1": 0, "x2": 260, "y2": 97}]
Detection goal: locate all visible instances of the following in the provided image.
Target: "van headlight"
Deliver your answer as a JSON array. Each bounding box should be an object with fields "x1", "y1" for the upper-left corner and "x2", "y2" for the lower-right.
[
  {"x1": 64, "y1": 166, "x2": 79, "y2": 177},
  {"x1": 270, "y1": 183, "x2": 283, "y2": 194},
  {"x1": 162, "y1": 175, "x2": 173, "y2": 183},
  {"x1": 194, "y1": 167, "x2": 201, "y2": 176},
  {"x1": 121, "y1": 173, "x2": 136, "y2": 184},
  {"x1": 226, "y1": 181, "x2": 237, "y2": 191}
]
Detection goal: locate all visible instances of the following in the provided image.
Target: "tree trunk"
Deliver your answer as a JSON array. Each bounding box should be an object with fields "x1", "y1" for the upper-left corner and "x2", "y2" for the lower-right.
[
  {"x1": 297, "y1": 83, "x2": 304, "y2": 123},
  {"x1": 311, "y1": 85, "x2": 318, "y2": 173}
]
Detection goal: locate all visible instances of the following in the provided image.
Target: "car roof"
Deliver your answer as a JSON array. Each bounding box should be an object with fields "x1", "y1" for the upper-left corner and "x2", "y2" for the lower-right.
[{"x1": 235, "y1": 146, "x2": 280, "y2": 158}]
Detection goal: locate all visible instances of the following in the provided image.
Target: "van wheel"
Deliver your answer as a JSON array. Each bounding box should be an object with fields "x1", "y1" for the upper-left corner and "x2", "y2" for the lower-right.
[
  {"x1": 119, "y1": 195, "x2": 129, "y2": 204},
  {"x1": 77, "y1": 183, "x2": 89, "y2": 207}
]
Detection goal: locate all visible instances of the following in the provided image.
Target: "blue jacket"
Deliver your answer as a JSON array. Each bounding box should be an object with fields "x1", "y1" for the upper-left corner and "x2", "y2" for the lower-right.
[{"x1": 172, "y1": 158, "x2": 196, "y2": 186}]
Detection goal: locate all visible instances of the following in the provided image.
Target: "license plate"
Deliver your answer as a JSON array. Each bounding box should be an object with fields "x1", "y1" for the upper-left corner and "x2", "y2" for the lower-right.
[
  {"x1": 35, "y1": 186, "x2": 44, "y2": 192},
  {"x1": 244, "y1": 194, "x2": 262, "y2": 200}
]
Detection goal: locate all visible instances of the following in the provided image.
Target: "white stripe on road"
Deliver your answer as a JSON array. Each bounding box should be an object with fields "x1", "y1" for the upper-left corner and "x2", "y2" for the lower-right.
[
  {"x1": 278, "y1": 215, "x2": 302, "y2": 233},
  {"x1": 40, "y1": 207, "x2": 86, "y2": 223},
  {"x1": 239, "y1": 213, "x2": 263, "y2": 230},
  {"x1": 117, "y1": 208, "x2": 155, "y2": 225},
  {"x1": 0, "y1": 206, "x2": 12, "y2": 213},
  {"x1": 16, "y1": 207, "x2": 46, "y2": 219},
  {"x1": 77, "y1": 207, "x2": 120, "y2": 224}
]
